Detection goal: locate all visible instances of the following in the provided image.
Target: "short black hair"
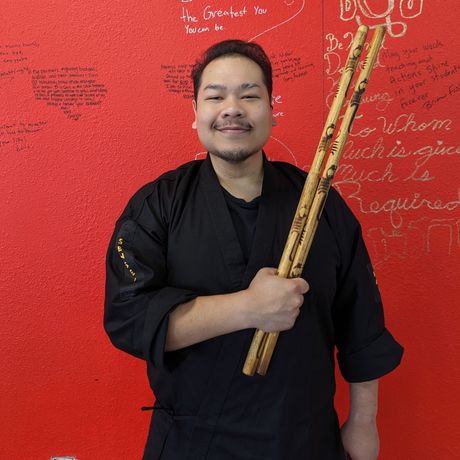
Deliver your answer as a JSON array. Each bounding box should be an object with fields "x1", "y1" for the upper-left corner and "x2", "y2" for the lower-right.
[{"x1": 191, "y1": 39, "x2": 272, "y2": 101}]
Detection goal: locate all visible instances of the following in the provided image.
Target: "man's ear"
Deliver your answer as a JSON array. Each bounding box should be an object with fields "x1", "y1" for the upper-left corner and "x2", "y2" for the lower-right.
[{"x1": 192, "y1": 100, "x2": 197, "y2": 130}]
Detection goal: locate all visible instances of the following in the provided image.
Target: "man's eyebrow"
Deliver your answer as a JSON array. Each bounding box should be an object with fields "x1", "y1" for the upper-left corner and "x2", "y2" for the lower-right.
[
  {"x1": 240, "y1": 82, "x2": 261, "y2": 90},
  {"x1": 203, "y1": 83, "x2": 226, "y2": 91},
  {"x1": 202, "y1": 82, "x2": 261, "y2": 91}
]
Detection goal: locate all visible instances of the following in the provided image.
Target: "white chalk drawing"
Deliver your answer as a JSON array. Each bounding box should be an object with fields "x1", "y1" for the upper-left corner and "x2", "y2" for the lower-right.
[
  {"x1": 408, "y1": 217, "x2": 460, "y2": 254},
  {"x1": 267, "y1": 135, "x2": 298, "y2": 165},
  {"x1": 177, "y1": 1, "x2": 305, "y2": 39},
  {"x1": 339, "y1": 0, "x2": 424, "y2": 38},
  {"x1": 367, "y1": 227, "x2": 408, "y2": 264},
  {"x1": 368, "y1": 217, "x2": 460, "y2": 265},
  {"x1": 248, "y1": 0, "x2": 306, "y2": 42}
]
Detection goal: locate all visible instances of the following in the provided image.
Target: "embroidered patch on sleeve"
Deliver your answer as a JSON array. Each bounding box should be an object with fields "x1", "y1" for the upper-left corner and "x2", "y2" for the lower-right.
[
  {"x1": 115, "y1": 220, "x2": 145, "y2": 298},
  {"x1": 117, "y1": 236, "x2": 137, "y2": 283},
  {"x1": 367, "y1": 263, "x2": 383, "y2": 305}
]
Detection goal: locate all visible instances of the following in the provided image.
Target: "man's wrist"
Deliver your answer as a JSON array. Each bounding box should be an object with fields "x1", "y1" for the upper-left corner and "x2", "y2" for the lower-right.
[
  {"x1": 234, "y1": 289, "x2": 256, "y2": 330},
  {"x1": 348, "y1": 379, "x2": 379, "y2": 423},
  {"x1": 347, "y1": 412, "x2": 377, "y2": 424}
]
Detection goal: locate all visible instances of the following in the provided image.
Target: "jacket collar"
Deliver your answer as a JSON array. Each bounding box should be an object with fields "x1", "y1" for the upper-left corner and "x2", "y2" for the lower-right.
[{"x1": 198, "y1": 152, "x2": 280, "y2": 290}]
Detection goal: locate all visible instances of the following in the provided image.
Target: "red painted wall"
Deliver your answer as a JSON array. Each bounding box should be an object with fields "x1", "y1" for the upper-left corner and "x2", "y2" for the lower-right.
[{"x1": 1, "y1": 1, "x2": 459, "y2": 458}]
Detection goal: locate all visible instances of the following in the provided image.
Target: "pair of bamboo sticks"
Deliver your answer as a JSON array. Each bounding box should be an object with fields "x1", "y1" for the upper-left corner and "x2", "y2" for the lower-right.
[{"x1": 243, "y1": 25, "x2": 387, "y2": 377}]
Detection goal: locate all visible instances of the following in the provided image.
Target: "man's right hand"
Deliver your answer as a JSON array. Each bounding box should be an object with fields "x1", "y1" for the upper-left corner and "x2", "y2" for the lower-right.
[
  {"x1": 244, "y1": 267, "x2": 309, "y2": 332},
  {"x1": 165, "y1": 267, "x2": 309, "y2": 352}
]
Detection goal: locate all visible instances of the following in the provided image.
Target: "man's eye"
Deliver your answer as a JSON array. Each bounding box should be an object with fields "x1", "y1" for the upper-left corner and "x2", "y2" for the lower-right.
[
  {"x1": 242, "y1": 95, "x2": 259, "y2": 99},
  {"x1": 206, "y1": 96, "x2": 222, "y2": 100}
]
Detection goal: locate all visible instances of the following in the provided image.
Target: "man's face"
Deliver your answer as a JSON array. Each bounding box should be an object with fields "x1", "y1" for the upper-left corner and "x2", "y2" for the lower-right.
[{"x1": 192, "y1": 55, "x2": 274, "y2": 163}]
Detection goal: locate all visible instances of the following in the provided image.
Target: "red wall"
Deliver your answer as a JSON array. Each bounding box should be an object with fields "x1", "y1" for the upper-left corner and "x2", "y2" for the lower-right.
[{"x1": 1, "y1": 1, "x2": 459, "y2": 458}]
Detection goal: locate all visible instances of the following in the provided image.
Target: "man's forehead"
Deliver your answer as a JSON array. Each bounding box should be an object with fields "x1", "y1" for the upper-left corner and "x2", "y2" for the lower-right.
[
  {"x1": 199, "y1": 56, "x2": 266, "y2": 92},
  {"x1": 202, "y1": 55, "x2": 263, "y2": 76}
]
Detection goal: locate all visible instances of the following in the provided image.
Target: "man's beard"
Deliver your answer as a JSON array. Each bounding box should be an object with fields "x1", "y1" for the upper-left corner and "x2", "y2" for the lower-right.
[{"x1": 209, "y1": 147, "x2": 259, "y2": 163}]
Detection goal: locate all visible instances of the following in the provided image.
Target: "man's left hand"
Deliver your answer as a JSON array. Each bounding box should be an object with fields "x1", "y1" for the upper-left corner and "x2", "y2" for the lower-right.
[{"x1": 340, "y1": 416, "x2": 380, "y2": 460}]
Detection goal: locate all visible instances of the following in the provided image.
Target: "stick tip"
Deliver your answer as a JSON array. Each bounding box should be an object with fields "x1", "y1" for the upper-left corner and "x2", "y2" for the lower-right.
[
  {"x1": 243, "y1": 361, "x2": 257, "y2": 377},
  {"x1": 374, "y1": 25, "x2": 387, "y2": 38}
]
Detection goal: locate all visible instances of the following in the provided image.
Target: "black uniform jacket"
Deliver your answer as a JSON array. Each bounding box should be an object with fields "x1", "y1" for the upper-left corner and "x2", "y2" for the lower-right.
[{"x1": 104, "y1": 154, "x2": 403, "y2": 460}]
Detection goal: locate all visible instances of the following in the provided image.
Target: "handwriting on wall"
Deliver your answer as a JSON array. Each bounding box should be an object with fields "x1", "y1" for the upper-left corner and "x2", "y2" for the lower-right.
[
  {"x1": 161, "y1": 63, "x2": 194, "y2": 99},
  {"x1": 324, "y1": 29, "x2": 459, "y2": 265},
  {"x1": 0, "y1": 42, "x2": 38, "y2": 81},
  {"x1": 339, "y1": 0, "x2": 424, "y2": 38},
  {"x1": 179, "y1": 4, "x2": 255, "y2": 35},
  {"x1": 160, "y1": 50, "x2": 313, "y2": 101},
  {"x1": 324, "y1": 31, "x2": 393, "y2": 110},
  {"x1": 175, "y1": 0, "x2": 305, "y2": 41},
  {"x1": 336, "y1": 142, "x2": 460, "y2": 265},
  {"x1": 381, "y1": 40, "x2": 459, "y2": 112},
  {"x1": 31, "y1": 67, "x2": 108, "y2": 121},
  {"x1": 0, "y1": 121, "x2": 47, "y2": 152},
  {"x1": 335, "y1": 125, "x2": 459, "y2": 224},
  {"x1": 270, "y1": 50, "x2": 315, "y2": 83},
  {"x1": 1, "y1": 42, "x2": 108, "y2": 155}
]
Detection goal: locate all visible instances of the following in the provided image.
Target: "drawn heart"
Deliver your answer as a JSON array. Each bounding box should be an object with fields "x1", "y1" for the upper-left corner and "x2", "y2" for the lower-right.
[{"x1": 248, "y1": 0, "x2": 306, "y2": 42}]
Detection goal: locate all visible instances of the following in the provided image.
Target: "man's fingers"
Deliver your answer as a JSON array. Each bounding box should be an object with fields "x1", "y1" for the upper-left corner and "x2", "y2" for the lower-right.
[
  {"x1": 260, "y1": 267, "x2": 278, "y2": 276},
  {"x1": 294, "y1": 278, "x2": 309, "y2": 294}
]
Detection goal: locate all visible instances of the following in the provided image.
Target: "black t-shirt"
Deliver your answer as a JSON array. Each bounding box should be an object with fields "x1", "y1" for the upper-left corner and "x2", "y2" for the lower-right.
[{"x1": 222, "y1": 187, "x2": 260, "y2": 265}]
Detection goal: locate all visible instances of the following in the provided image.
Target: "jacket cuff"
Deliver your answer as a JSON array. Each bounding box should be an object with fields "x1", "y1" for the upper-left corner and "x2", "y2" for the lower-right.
[
  {"x1": 143, "y1": 287, "x2": 198, "y2": 368},
  {"x1": 337, "y1": 328, "x2": 404, "y2": 383}
]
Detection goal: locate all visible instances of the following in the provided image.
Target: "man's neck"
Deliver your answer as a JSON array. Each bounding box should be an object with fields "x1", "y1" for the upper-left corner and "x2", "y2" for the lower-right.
[{"x1": 209, "y1": 151, "x2": 264, "y2": 202}]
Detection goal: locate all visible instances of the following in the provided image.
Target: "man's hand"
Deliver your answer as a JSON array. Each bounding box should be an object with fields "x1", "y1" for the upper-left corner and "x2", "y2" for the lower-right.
[
  {"x1": 244, "y1": 267, "x2": 309, "y2": 332},
  {"x1": 165, "y1": 267, "x2": 308, "y2": 352},
  {"x1": 341, "y1": 416, "x2": 380, "y2": 460}
]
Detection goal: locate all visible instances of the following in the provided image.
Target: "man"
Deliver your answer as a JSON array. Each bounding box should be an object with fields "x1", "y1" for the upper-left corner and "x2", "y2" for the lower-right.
[{"x1": 104, "y1": 40, "x2": 403, "y2": 459}]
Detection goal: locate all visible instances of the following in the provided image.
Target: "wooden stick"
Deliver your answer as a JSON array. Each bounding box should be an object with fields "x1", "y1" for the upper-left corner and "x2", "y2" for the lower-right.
[
  {"x1": 243, "y1": 25, "x2": 369, "y2": 377},
  {"x1": 253, "y1": 26, "x2": 386, "y2": 376},
  {"x1": 243, "y1": 26, "x2": 385, "y2": 376}
]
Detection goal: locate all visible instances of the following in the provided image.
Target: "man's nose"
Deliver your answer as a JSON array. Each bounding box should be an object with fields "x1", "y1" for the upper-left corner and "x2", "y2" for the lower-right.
[{"x1": 221, "y1": 97, "x2": 245, "y2": 118}]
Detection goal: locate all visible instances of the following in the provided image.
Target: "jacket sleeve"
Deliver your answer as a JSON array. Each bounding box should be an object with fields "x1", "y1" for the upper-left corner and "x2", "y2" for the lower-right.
[
  {"x1": 103, "y1": 183, "x2": 198, "y2": 369},
  {"x1": 328, "y1": 189, "x2": 404, "y2": 383}
]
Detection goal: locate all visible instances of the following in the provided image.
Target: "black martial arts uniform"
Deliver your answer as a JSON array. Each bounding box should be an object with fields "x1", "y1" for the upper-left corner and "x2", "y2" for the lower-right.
[{"x1": 104, "y1": 154, "x2": 403, "y2": 460}]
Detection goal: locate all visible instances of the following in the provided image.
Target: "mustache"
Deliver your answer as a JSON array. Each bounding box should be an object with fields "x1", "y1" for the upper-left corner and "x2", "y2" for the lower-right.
[{"x1": 213, "y1": 121, "x2": 252, "y2": 130}]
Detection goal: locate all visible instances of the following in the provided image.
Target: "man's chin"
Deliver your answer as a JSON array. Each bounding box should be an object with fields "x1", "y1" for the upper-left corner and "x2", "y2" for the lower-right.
[{"x1": 209, "y1": 149, "x2": 259, "y2": 163}]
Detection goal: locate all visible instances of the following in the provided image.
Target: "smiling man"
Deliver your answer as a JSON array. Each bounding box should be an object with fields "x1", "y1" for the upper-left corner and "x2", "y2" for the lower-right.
[
  {"x1": 192, "y1": 56, "x2": 272, "y2": 164},
  {"x1": 104, "y1": 40, "x2": 403, "y2": 460}
]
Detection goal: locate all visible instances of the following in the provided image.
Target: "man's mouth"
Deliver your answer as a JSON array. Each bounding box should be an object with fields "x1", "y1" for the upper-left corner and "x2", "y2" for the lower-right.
[{"x1": 214, "y1": 123, "x2": 251, "y2": 133}]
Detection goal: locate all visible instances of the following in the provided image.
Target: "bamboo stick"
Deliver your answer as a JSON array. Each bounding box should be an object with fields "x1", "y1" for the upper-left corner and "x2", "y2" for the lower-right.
[{"x1": 243, "y1": 25, "x2": 386, "y2": 377}]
